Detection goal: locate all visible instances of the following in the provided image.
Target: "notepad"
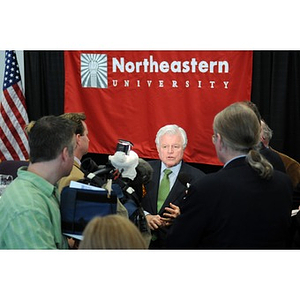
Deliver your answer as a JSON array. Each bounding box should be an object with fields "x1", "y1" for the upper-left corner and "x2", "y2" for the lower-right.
[{"x1": 69, "y1": 180, "x2": 106, "y2": 191}]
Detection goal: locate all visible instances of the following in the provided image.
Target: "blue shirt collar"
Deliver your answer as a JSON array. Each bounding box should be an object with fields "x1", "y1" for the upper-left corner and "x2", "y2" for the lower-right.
[{"x1": 161, "y1": 161, "x2": 182, "y2": 177}]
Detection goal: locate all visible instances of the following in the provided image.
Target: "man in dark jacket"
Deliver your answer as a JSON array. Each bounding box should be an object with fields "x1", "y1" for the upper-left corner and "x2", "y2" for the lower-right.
[
  {"x1": 141, "y1": 124, "x2": 205, "y2": 249},
  {"x1": 166, "y1": 103, "x2": 293, "y2": 249}
]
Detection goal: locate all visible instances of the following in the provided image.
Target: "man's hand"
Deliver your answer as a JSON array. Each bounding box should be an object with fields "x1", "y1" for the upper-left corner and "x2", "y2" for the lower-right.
[
  {"x1": 146, "y1": 214, "x2": 164, "y2": 230},
  {"x1": 161, "y1": 203, "x2": 181, "y2": 226}
]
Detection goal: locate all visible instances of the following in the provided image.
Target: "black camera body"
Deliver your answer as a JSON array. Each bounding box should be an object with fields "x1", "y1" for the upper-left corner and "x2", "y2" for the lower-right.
[{"x1": 116, "y1": 139, "x2": 133, "y2": 155}]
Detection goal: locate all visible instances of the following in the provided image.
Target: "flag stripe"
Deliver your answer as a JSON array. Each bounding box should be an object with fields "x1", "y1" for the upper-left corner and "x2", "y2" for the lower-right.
[
  {"x1": 1, "y1": 91, "x2": 27, "y2": 159},
  {"x1": 0, "y1": 50, "x2": 29, "y2": 161},
  {"x1": 0, "y1": 139, "x2": 13, "y2": 160},
  {"x1": 3, "y1": 87, "x2": 29, "y2": 152},
  {"x1": 11, "y1": 82, "x2": 28, "y2": 124},
  {"x1": 0, "y1": 122, "x2": 21, "y2": 160},
  {"x1": 0, "y1": 107, "x2": 26, "y2": 160}
]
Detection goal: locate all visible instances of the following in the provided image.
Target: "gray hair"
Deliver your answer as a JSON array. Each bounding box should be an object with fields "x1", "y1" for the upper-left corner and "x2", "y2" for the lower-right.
[
  {"x1": 261, "y1": 120, "x2": 273, "y2": 143},
  {"x1": 155, "y1": 124, "x2": 188, "y2": 149},
  {"x1": 214, "y1": 102, "x2": 273, "y2": 180}
]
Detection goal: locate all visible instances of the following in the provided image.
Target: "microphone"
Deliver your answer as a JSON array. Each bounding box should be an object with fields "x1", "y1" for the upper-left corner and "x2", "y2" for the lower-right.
[
  {"x1": 131, "y1": 159, "x2": 154, "y2": 200},
  {"x1": 177, "y1": 172, "x2": 192, "y2": 202},
  {"x1": 83, "y1": 165, "x2": 115, "y2": 187},
  {"x1": 93, "y1": 165, "x2": 114, "y2": 177},
  {"x1": 80, "y1": 158, "x2": 115, "y2": 187},
  {"x1": 178, "y1": 172, "x2": 191, "y2": 189},
  {"x1": 85, "y1": 172, "x2": 106, "y2": 187},
  {"x1": 135, "y1": 158, "x2": 153, "y2": 185},
  {"x1": 80, "y1": 157, "x2": 101, "y2": 173}
]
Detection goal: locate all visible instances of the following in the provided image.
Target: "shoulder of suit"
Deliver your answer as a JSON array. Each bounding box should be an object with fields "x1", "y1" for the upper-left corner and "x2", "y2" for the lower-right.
[
  {"x1": 148, "y1": 159, "x2": 161, "y2": 167},
  {"x1": 182, "y1": 161, "x2": 205, "y2": 174}
]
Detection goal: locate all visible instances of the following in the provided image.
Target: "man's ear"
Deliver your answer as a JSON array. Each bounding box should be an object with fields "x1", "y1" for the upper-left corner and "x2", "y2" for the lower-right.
[
  {"x1": 61, "y1": 146, "x2": 70, "y2": 162},
  {"x1": 75, "y1": 133, "x2": 81, "y2": 146},
  {"x1": 216, "y1": 133, "x2": 225, "y2": 152}
]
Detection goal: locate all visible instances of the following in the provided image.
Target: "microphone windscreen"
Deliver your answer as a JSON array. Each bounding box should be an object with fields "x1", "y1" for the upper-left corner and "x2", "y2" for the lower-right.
[
  {"x1": 135, "y1": 158, "x2": 153, "y2": 184},
  {"x1": 80, "y1": 157, "x2": 100, "y2": 173},
  {"x1": 177, "y1": 172, "x2": 191, "y2": 186}
]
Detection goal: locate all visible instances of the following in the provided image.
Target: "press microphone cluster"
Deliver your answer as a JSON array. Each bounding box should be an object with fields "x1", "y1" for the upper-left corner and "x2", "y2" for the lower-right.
[{"x1": 80, "y1": 157, "x2": 115, "y2": 187}]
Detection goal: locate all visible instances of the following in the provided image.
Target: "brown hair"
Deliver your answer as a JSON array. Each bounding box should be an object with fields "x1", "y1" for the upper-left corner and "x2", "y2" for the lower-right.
[
  {"x1": 79, "y1": 215, "x2": 147, "y2": 249},
  {"x1": 26, "y1": 115, "x2": 76, "y2": 163},
  {"x1": 60, "y1": 112, "x2": 86, "y2": 135}
]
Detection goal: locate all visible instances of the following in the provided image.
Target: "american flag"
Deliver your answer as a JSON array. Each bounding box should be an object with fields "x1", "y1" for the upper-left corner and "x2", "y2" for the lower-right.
[{"x1": 0, "y1": 50, "x2": 29, "y2": 161}]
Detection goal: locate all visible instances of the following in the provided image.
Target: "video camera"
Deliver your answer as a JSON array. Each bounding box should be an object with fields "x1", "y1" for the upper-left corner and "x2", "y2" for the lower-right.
[
  {"x1": 79, "y1": 139, "x2": 153, "y2": 234},
  {"x1": 80, "y1": 139, "x2": 134, "y2": 186},
  {"x1": 81, "y1": 139, "x2": 152, "y2": 192}
]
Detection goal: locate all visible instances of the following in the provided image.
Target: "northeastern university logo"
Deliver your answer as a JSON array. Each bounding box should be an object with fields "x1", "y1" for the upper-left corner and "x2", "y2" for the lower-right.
[
  {"x1": 81, "y1": 53, "x2": 108, "y2": 88},
  {"x1": 81, "y1": 52, "x2": 231, "y2": 89}
]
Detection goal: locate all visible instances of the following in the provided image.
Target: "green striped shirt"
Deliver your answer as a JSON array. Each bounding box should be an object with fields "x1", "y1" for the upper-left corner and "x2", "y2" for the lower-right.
[{"x1": 0, "y1": 167, "x2": 68, "y2": 249}]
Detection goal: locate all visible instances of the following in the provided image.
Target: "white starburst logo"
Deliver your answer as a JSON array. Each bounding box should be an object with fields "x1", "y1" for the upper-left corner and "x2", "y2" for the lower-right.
[{"x1": 81, "y1": 53, "x2": 107, "y2": 88}]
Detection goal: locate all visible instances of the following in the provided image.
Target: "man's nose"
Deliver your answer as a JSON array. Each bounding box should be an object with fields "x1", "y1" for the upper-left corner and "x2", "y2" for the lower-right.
[{"x1": 167, "y1": 146, "x2": 174, "y2": 152}]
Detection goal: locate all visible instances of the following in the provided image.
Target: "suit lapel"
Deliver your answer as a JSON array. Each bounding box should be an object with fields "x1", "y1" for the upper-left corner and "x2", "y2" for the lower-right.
[{"x1": 149, "y1": 161, "x2": 161, "y2": 214}]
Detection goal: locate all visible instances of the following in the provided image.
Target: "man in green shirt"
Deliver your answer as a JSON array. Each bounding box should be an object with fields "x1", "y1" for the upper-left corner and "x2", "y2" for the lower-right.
[{"x1": 0, "y1": 115, "x2": 76, "y2": 249}]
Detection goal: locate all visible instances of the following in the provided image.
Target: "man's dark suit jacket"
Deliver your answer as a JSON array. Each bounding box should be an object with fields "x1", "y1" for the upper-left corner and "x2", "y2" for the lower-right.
[
  {"x1": 166, "y1": 157, "x2": 293, "y2": 249},
  {"x1": 141, "y1": 160, "x2": 205, "y2": 248}
]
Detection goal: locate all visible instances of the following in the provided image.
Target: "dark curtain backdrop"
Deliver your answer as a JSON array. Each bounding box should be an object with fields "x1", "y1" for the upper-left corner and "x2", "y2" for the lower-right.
[
  {"x1": 24, "y1": 51, "x2": 64, "y2": 118},
  {"x1": 24, "y1": 50, "x2": 300, "y2": 170},
  {"x1": 251, "y1": 51, "x2": 300, "y2": 162}
]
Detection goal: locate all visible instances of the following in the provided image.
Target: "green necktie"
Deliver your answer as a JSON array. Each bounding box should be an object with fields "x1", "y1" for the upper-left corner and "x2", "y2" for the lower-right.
[{"x1": 157, "y1": 169, "x2": 172, "y2": 212}]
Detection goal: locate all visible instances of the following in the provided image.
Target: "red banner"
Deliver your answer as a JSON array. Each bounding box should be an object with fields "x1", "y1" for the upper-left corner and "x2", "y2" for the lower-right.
[{"x1": 64, "y1": 51, "x2": 253, "y2": 165}]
